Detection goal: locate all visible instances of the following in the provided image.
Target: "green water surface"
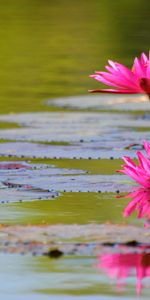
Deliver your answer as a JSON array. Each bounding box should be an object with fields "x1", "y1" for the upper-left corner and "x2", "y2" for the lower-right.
[
  {"x1": 0, "y1": 1, "x2": 150, "y2": 299},
  {"x1": 0, "y1": 0, "x2": 149, "y2": 113}
]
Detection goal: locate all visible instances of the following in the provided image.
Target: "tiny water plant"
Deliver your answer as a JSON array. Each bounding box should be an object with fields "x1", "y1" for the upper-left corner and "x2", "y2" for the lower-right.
[{"x1": 90, "y1": 52, "x2": 150, "y2": 98}]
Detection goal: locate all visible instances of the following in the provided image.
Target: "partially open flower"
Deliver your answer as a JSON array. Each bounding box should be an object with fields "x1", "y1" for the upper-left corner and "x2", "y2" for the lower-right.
[{"x1": 90, "y1": 52, "x2": 150, "y2": 98}]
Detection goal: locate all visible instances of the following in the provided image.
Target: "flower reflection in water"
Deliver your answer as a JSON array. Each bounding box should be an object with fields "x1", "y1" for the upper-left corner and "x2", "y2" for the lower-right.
[
  {"x1": 97, "y1": 249, "x2": 150, "y2": 294},
  {"x1": 107, "y1": 184, "x2": 150, "y2": 294}
]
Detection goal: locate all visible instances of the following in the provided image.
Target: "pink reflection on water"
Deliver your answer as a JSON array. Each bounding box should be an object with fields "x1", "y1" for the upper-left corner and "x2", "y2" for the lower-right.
[{"x1": 97, "y1": 250, "x2": 150, "y2": 294}]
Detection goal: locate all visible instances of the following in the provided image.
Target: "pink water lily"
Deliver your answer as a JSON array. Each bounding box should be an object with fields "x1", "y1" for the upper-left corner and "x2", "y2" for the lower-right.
[
  {"x1": 123, "y1": 187, "x2": 150, "y2": 221},
  {"x1": 118, "y1": 140, "x2": 150, "y2": 225},
  {"x1": 90, "y1": 52, "x2": 150, "y2": 97},
  {"x1": 118, "y1": 140, "x2": 150, "y2": 188}
]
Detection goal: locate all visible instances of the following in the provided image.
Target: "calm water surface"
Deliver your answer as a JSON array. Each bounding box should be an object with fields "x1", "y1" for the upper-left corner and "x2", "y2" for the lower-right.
[
  {"x1": 0, "y1": 0, "x2": 150, "y2": 112},
  {"x1": 1, "y1": 254, "x2": 150, "y2": 300},
  {"x1": 1, "y1": 1, "x2": 150, "y2": 299}
]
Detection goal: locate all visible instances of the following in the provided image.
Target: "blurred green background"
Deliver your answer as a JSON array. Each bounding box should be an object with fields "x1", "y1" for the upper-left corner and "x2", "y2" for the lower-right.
[{"x1": 0, "y1": 0, "x2": 150, "y2": 113}]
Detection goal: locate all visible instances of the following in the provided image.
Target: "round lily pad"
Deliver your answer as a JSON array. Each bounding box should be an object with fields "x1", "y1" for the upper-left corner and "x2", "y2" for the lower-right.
[{"x1": 46, "y1": 94, "x2": 149, "y2": 111}]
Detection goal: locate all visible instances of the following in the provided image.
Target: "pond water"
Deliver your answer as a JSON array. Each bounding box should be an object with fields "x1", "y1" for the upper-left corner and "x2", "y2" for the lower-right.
[
  {"x1": 0, "y1": 0, "x2": 150, "y2": 113},
  {"x1": 1, "y1": 0, "x2": 150, "y2": 299},
  {"x1": 1, "y1": 253, "x2": 150, "y2": 300}
]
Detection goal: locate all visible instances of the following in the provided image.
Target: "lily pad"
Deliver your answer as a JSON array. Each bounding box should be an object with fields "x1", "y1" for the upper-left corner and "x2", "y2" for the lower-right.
[
  {"x1": 0, "y1": 112, "x2": 149, "y2": 144},
  {"x1": 0, "y1": 161, "x2": 87, "y2": 203},
  {"x1": 0, "y1": 189, "x2": 58, "y2": 203},
  {"x1": 0, "y1": 172, "x2": 133, "y2": 193},
  {"x1": 46, "y1": 94, "x2": 149, "y2": 111},
  {"x1": 0, "y1": 161, "x2": 31, "y2": 170},
  {"x1": 0, "y1": 141, "x2": 145, "y2": 159}
]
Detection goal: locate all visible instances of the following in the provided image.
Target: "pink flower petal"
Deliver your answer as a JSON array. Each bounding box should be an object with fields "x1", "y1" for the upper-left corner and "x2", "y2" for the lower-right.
[
  {"x1": 136, "y1": 151, "x2": 150, "y2": 173},
  {"x1": 132, "y1": 57, "x2": 146, "y2": 78},
  {"x1": 122, "y1": 165, "x2": 150, "y2": 187},
  {"x1": 122, "y1": 156, "x2": 136, "y2": 168},
  {"x1": 140, "y1": 52, "x2": 148, "y2": 65},
  {"x1": 90, "y1": 52, "x2": 150, "y2": 96},
  {"x1": 89, "y1": 89, "x2": 140, "y2": 94},
  {"x1": 143, "y1": 140, "x2": 150, "y2": 157}
]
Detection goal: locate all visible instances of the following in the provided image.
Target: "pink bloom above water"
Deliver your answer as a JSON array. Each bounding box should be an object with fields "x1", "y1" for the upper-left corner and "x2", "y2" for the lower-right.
[
  {"x1": 123, "y1": 187, "x2": 150, "y2": 221},
  {"x1": 118, "y1": 140, "x2": 150, "y2": 188},
  {"x1": 118, "y1": 140, "x2": 150, "y2": 224},
  {"x1": 97, "y1": 250, "x2": 150, "y2": 294},
  {"x1": 90, "y1": 52, "x2": 150, "y2": 97}
]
